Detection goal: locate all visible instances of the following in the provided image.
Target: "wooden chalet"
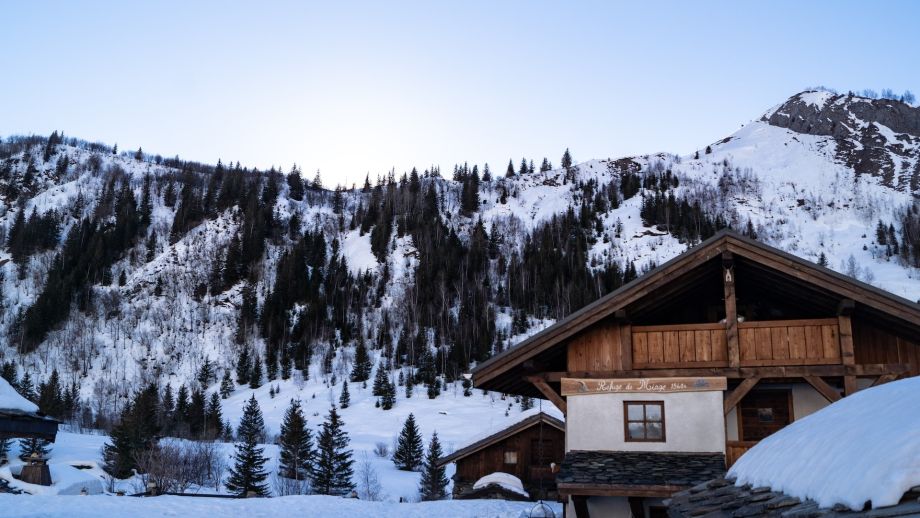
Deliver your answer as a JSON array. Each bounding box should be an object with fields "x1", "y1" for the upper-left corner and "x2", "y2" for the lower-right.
[
  {"x1": 438, "y1": 411, "x2": 565, "y2": 500},
  {"x1": 472, "y1": 230, "x2": 920, "y2": 518}
]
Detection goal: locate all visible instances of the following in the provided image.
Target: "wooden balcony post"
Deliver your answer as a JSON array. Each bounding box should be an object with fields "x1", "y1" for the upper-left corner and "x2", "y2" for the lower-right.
[
  {"x1": 837, "y1": 299, "x2": 857, "y2": 396},
  {"x1": 722, "y1": 252, "x2": 740, "y2": 368},
  {"x1": 615, "y1": 310, "x2": 633, "y2": 371}
]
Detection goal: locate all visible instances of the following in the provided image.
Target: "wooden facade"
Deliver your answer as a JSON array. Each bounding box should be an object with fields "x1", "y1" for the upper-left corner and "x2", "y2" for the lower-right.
[
  {"x1": 471, "y1": 230, "x2": 920, "y2": 518},
  {"x1": 439, "y1": 412, "x2": 565, "y2": 499}
]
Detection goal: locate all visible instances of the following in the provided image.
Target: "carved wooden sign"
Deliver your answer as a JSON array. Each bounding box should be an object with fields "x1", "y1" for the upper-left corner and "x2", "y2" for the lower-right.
[{"x1": 561, "y1": 377, "x2": 727, "y2": 396}]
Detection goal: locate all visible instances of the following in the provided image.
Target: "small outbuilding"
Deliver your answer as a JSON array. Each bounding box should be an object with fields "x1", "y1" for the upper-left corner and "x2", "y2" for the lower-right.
[
  {"x1": 0, "y1": 376, "x2": 59, "y2": 487},
  {"x1": 439, "y1": 410, "x2": 565, "y2": 500},
  {"x1": 0, "y1": 376, "x2": 58, "y2": 444}
]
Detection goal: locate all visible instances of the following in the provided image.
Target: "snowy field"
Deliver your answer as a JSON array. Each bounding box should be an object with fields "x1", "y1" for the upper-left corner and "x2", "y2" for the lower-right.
[{"x1": 0, "y1": 494, "x2": 561, "y2": 518}]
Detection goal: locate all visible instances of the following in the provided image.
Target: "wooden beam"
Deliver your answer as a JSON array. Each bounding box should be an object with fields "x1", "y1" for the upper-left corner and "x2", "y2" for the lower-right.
[
  {"x1": 804, "y1": 376, "x2": 841, "y2": 403},
  {"x1": 837, "y1": 298, "x2": 855, "y2": 316},
  {"x1": 844, "y1": 376, "x2": 858, "y2": 397},
  {"x1": 542, "y1": 363, "x2": 910, "y2": 382},
  {"x1": 620, "y1": 323, "x2": 633, "y2": 371},
  {"x1": 572, "y1": 495, "x2": 590, "y2": 518},
  {"x1": 838, "y1": 315, "x2": 855, "y2": 366},
  {"x1": 525, "y1": 375, "x2": 567, "y2": 415},
  {"x1": 559, "y1": 483, "x2": 688, "y2": 498},
  {"x1": 870, "y1": 373, "x2": 899, "y2": 388},
  {"x1": 723, "y1": 252, "x2": 740, "y2": 368},
  {"x1": 724, "y1": 377, "x2": 759, "y2": 415}
]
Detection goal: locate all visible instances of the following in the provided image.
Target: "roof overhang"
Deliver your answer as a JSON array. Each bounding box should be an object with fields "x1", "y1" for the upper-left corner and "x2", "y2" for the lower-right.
[{"x1": 0, "y1": 409, "x2": 60, "y2": 442}]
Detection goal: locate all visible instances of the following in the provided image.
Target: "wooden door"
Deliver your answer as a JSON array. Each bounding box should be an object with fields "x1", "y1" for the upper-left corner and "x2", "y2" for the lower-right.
[{"x1": 738, "y1": 389, "x2": 793, "y2": 441}]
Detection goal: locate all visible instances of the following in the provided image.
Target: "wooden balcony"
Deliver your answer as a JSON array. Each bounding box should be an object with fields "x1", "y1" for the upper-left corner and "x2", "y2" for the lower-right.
[{"x1": 632, "y1": 318, "x2": 843, "y2": 369}]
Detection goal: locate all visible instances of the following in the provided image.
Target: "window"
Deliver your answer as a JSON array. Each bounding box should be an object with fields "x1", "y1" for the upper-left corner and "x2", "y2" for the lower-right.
[
  {"x1": 503, "y1": 451, "x2": 518, "y2": 464},
  {"x1": 624, "y1": 401, "x2": 665, "y2": 442}
]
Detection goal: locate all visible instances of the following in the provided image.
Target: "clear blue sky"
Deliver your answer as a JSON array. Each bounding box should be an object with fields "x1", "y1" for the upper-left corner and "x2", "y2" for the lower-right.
[{"x1": 2, "y1": 1, "x2": 919, "y2": 186}]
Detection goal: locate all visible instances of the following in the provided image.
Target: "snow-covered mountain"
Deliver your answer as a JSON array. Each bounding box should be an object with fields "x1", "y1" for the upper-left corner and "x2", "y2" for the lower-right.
[{"x1": 0, "y1": 89, "x2": 918, "y2": 435}]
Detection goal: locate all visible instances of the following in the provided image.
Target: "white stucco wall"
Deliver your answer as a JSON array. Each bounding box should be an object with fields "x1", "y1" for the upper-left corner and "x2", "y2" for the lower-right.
[{"x1": 566, "y1": 391, "x2": 725, "y2": 452}]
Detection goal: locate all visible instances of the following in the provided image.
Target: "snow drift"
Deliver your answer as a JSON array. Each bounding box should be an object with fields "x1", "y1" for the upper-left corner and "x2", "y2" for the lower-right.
[{"x1": 728, "y1": 377, "x2": 920, "y2": 510}]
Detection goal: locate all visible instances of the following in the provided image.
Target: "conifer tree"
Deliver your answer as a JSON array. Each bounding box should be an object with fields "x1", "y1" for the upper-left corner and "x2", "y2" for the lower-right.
[
  {"x1": 278, "y1": 399, "x2": 313, "y2": 482},
  {"x1": 339, "y1": 381, "x2": 350, "y2": 409},
  {"x1": 197, "y1": 358, "x2": 215, "y2": 387},
  {"x1": 419, "y1": 431, "x2": 448, "y2": 500},
  {"x1": 226, "y1": 395, "x2": 269, "y2": 496},
  {"x1": 372, "y1": 363, "x2": 389, "y2": 397},
  {"x1": 220, "y1": 371, "x2": 234, "y2": 399},
  {"x1": 505, "y1": 159, "x2": 516, "y2": 178},
  {"x1": 380, "y1": 376, "x2": 396, "y2": 410},
  {"x1": 350, "y1": 339, "x2": 372, "y2": 383},
  {"x1": 249, "y1": 355, "x2": 263, "y2": 388},
  {"x1": 205, "y1": 392, "x2": 223, "y2": 439},
  {"x1": 236, "y1": 347, "x2": 251, "y2": 385},
  {"x1": 393, "y1": 413, "x2": 423, "y2": 471},
  {"x1": 311, "y1": 406, "x2": 354, "y2": 495}
]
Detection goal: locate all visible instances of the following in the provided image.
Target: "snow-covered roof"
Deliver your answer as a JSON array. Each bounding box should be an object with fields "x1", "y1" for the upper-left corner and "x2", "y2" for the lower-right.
[
  {"x1": 473, "y1": 472, "x2": 529, "y2": 498},
  {"x1": 0, "y1": 376, "x2": 39, "y2": 413},
  {"x1": 728, "y1": 376, "x2": 920, "y2": 510}
]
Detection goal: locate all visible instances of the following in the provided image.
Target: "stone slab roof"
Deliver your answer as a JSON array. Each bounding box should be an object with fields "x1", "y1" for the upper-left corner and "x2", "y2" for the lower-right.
[
  {"x1": 557, "y1": 450, "x2": 725, "y2": 491},
  {"x1": 666, "y1": 478, "x2": 920, "y2": 517}
]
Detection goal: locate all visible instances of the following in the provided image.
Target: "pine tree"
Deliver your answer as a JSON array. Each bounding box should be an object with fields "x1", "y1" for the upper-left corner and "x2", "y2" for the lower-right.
[
  {"x1": 339, "y1": 381, "x2": 350, "y2": 409},
  {"x1": 236, "y1": 347, "x2": 251, "y2": 385},
  {"x1": 426, "y1": 377, "x2": 440, "y2": 399},
  {"x1": 350, "y1": 339, "x2": 372, "y2": 383},
  {"x1": 278, "y1": 399, "x2": 314, "y2": 482},
  {"x1": 419, "y1": 431, "x2": 448, "y2": 501},
  {"x1": 225, "y1": 395, "x2": 270, "y2": 496},
  {"x1": 380, "y1": 376, "x2": 396, "y2": 410},
  {"x1": 205, "y1": 392, "x2": 223, "y2": 439},
  {"x1": 817, "y1": 252, "x2": 829, "y2": 268},
  {"x1": 220, "y1": 371, "x2": 234, "y2": 399},
  {"x1": 393, "y1": 413, "x2": 423, "y2": 471},
  {"x1": 37, "y1": 369, "x2": 64, "y2": 418},
  {"x1": 372, "y1": 363, "x2": 389, "y2": 397},
  {"x1": 311, "y1": 406, "x2": 355, "y2": 495},
  {"x1": 249, "y1": 355, "x2": 263, "y2": 389},
  {"x1": 561, "y1": 148, "x2": 573, "y2": 169},
  {"x1": 197, "y1": 358, "x2": 215, "y2": 387}
]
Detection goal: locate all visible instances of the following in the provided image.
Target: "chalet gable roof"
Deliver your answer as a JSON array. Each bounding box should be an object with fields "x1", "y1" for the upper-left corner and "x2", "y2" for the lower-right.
[
  {"x1": 473, "y1": 230, "x2": 920, "y2": 395},
  {"x1": 437, "y1": 411, "x2": 564, "y2": 467}
]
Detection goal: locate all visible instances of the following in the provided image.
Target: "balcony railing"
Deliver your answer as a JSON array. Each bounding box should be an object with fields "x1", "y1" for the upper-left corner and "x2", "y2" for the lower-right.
[{"x1": 632, "y1": 318, "x2": 842, "y2": 369}]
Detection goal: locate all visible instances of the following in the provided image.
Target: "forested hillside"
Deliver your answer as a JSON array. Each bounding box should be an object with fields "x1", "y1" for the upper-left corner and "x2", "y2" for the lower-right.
[{"x1": 1, "y1": 90, "x2": 918, "y2": 433}]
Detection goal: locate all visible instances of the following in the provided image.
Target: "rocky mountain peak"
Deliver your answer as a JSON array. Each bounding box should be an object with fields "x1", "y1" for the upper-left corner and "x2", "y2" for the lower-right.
[{"x1": 762, "y1": 91, "x2": 920, "y2": 192}]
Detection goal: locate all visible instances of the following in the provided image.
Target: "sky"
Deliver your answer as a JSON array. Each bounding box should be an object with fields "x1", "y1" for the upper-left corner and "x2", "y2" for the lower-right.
[{"x1": 2, "y1": 1, "x2": 919, "y2": 186}]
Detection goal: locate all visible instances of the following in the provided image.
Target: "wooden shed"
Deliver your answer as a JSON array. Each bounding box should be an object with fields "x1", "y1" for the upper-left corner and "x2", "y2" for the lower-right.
[{"x1": 438, "y1": 411, "x2": 565, "y2": 500}]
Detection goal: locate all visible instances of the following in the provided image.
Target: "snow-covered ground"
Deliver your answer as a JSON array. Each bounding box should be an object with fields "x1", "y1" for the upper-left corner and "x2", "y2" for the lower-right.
[
  {"x1": 728, "y1": 376, "x2": 920, "y2": 510},
  {"x1": 0, "y1": 494, "x2": 561, "y2": 518},
  {"x1": 3, "y1": 365, "x2": 562, "y2": 503}
]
